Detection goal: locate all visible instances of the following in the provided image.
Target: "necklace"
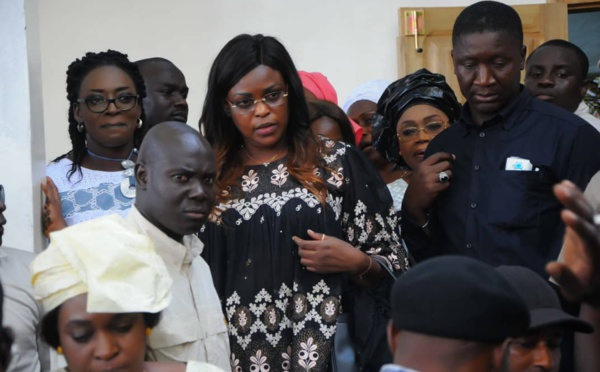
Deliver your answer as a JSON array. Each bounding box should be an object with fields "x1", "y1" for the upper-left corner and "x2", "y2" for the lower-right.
[
  {"x1": 243, "y1": 146, "x2": 284, "y2": 166},
  {"x1": 87, "y1": 147, "x2": 137, "y2": 198}
]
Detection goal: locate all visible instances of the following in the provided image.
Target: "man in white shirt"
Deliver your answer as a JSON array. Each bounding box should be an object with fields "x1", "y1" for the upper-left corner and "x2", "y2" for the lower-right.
[
  {"x1": 525, "y1": 39, "x2": 600, "y2": 132},
  {"x1": 0, "y1": 186, "x2": 50, "y2": 372},
  {"x1": 130, "y1": 122, "x2": 230, "y2": 370}
]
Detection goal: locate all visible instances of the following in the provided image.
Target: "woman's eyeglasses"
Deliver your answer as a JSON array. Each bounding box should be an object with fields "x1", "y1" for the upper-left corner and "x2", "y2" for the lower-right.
[
  {"x1": 397, "y1": 121, "x2": 449, "y2": 142},
  {"x1": 226, "y1": 90, "x2": 288, "y2": 114},
  {"x1": 77, "y1": 94, "x2": 139, "y2": 113}
]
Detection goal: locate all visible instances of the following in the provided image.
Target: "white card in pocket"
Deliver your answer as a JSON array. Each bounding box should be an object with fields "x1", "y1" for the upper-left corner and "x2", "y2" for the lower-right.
[{"x1": 505, "y1": 156, "x2": 533, "y2": 171}]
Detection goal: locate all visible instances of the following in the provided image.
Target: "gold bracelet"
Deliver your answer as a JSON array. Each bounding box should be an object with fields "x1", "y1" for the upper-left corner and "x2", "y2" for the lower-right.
[{"x1": 359, "y1": 256, "x2": 373, "y2": 280}]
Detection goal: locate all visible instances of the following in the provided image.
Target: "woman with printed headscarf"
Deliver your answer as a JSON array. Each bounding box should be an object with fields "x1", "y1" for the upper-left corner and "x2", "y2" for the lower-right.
[{"x1": 371, "y1": 69, "x2": 461, "y2": 212}]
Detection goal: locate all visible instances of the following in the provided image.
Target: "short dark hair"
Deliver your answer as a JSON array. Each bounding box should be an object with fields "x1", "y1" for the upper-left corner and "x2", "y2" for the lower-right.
[
  {"x1": 308, "y1": 100, "x2": 356, "y2": 145},
  {"x1": 452, "y1": 1, "x2": 523, "y2": 46},
  {"x1": 40, "y1": 305, "x2": 161, "y2": 349},
  {"x1": 134, "y1": 57, "x2": 176, "y2": 71},
  {"x1": 53, "y1": 50, "x2": 146, "y2": 180},
  {"x1": 527, "y1": 39, "x2": 589, "y2": 81}
]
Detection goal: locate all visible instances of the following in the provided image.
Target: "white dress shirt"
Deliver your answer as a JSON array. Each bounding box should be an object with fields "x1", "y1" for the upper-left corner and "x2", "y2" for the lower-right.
[{"x1": 127, "y1": 207, "x2": 231, "y2": 371}]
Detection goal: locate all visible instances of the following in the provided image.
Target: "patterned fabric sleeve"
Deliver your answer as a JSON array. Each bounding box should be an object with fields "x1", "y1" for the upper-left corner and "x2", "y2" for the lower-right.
[{"x1": 320, "y1": 139, "x2": 409, "y2": 272}]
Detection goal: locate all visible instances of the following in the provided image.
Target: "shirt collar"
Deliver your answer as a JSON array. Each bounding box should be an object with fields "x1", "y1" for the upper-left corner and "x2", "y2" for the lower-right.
[
  {"x1": 458, "y1": 86, "x2": 531, "y2": 135},
  {"x1": 127, "y1": 206, "x2": 203, "y2": 269}
]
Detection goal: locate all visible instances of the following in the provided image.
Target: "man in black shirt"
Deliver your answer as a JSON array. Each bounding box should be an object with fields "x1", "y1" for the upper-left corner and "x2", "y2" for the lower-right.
[{"x1": 402, "y1": 0, "x2": 600, "y2": 277}]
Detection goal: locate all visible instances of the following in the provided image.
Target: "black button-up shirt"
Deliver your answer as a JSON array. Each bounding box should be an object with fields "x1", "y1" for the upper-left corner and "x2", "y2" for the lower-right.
[{"x1": 402, "y1": 88, "x2": 600, "y2": 276}]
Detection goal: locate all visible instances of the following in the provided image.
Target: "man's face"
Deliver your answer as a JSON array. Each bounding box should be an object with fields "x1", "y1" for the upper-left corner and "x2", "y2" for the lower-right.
[
  {"x1": 524, "y1": 46, "x2": 586, "y2": 113},
  {"x1": 141, "y1": 62, "x2": 189, "y2": 129},
  {"x1": 507, "y1": 327, "x2": 563, "y2": 372},
  {"x1": 452, "y1": 32, "x2": 525, "y2": 124},
  {"x1": 137, "y1": 135, "x2": 216, "y2": 240}
]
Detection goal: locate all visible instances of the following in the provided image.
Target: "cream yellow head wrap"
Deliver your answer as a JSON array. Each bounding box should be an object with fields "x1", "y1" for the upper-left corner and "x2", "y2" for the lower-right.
[{"x1": 31, "y1": 214, "x2": 172, "y2": 313}]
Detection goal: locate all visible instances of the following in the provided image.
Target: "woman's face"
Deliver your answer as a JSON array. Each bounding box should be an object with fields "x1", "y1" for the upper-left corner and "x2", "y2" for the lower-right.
[
  {"x1": 58, "y1": 294, "x2": 147, "y2": 372},
  {"x1": 396, "y1": 104, "x2": 450, "y2": 170},
  {"x1": 226, "y1": 64, "x2": 289, "y2": 152},
  {"x1": 310, "y1": 116, "x2": 344, "y2": 142},
  {"x1": 74, "y1": 65, "x2": 141, "y2": 151},
  {"x1": 347, "y1": 100, "x2": 387, "y2": 166}
]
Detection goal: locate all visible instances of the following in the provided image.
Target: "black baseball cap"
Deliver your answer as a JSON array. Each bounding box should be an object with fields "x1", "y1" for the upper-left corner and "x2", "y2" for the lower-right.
[
  {"x1": 391, "y1": 256, "x2": 530, "y2": 343},
  {"x1": 496, "y1": 265, "x2": 593, "y2": 333}
]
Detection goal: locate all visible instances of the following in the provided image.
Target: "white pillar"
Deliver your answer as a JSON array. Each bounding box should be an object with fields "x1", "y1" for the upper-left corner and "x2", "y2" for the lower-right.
[{"x1": 0, "y1": 0, "x2": 46, "y2": 252}]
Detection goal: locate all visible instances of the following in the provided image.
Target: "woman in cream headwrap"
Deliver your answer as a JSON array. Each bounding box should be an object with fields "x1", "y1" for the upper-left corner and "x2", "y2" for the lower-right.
[{"x1": 31, "y1": 215, "x2": 223, "y2": 372}]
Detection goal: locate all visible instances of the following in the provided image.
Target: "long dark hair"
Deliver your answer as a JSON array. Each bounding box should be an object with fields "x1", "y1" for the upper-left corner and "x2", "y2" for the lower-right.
[
  {"x1": 53, "y1": 50, "x2": 146, "y2": 180},
  {"x1": 200, "y1": 34, "x2": 327, "y2": 203}
]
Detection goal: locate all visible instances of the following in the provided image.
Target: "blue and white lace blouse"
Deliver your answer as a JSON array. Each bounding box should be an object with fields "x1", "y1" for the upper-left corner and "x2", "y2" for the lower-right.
[{"x1": 46, "y1": 158, "x2": 134, "y2": 226}]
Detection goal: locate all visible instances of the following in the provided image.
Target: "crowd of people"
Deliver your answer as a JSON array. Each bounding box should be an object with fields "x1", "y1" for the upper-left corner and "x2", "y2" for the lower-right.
[{"x1": 2, "y1": 1, "x2": 600, "y2": 371}]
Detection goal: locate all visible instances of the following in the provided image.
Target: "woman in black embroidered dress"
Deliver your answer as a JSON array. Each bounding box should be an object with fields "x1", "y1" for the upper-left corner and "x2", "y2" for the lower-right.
[{"x1": 199, "y1": 34, "x2": 408, "y2": 372}]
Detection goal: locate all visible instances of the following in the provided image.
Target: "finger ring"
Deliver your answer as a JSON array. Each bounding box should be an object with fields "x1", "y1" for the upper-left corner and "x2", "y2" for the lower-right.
[
  {"x1": 439, "y1": 171, "x2": 449, "y2": 183},
  {"x1": 321, "y1": 233, "x2": 326, "y2": 241}
]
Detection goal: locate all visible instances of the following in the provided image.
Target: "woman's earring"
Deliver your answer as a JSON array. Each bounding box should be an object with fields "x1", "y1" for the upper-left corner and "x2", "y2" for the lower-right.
[
  {"x1": 77, "y1": 122, "x2": 85, "y2": 133},
  {"x1": 137, "y1": 118, "x2": 143, "y2": 129},
  {"x1": 145, "y1": 327, "x2": 152, "y2": 336},
  {"x1": 57, "y1": 346, "x2": 63, "y2": 354}
]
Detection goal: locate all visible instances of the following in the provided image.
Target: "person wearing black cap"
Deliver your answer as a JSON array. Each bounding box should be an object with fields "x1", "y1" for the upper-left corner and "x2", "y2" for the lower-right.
[
  {"x1": 496, "y1": 265, "x2": 593, "y2": 372},
  {"x1": 383, "y1": 255, "x2": 530, "y2": 372}
]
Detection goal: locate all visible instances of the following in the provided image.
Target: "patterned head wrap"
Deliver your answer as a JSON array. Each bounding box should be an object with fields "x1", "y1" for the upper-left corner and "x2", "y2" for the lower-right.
[
  {"x1": 372, "y1": 69, "x2": 461, "y2": 165},
  {"x1": 31, "y1": 214, "x2": 172, "y2": 313}
]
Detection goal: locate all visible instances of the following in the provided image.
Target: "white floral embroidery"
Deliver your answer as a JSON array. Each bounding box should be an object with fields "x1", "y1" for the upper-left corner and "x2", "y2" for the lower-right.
[
  {"x1": 282, "y1": 346, "x2": 292, "y2": 371},
  {"x1": 271, "y1": 164, "x2": 290, "y2": 187},
  {"x1": 298, "y1": 337, "x2": 319, "y2": 370},
  {"x1": 324, "y1": 300, "x2": 336, "y2": 316},
  {"x1": 242, "y1": 169, "x2": 260, "y2": 192},
  {"x1": 231, "y1": 353, "x2": 242, "y2": 372},
  {"x1": 250, "y1": 350, "x2": 270, "y2": 372},
  {"x1": 327, "y1": 168, "x2": 343, "y2": 187}
]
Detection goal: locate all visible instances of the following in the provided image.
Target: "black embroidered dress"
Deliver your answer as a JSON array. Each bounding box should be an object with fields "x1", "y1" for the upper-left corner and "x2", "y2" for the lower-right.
[{"x1": 200, "y1": 139, "x2": 408, "y2": 372}]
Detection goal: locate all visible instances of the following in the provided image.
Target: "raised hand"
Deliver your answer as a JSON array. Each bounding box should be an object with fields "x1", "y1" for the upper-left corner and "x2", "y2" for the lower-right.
[
  {"x1": 547, "y1": 180, "x2": 600, "y2": 307},
  {"x1": 41, "y1": 176, "x2": 67, "y2": 237},
  {"x1": 402, "y1": 152, "x2": 454, "y2": 225}
]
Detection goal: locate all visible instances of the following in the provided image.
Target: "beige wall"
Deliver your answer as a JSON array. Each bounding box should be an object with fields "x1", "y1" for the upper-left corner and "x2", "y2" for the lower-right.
[{"x1": 39, "y1": 0, "x2": 545, "y2": 161}]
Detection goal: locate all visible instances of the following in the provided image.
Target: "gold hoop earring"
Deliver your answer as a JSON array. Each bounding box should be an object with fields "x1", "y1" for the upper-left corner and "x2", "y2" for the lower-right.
[
  {"x1": 57, "y1": 346, "x2": 63, "y2": 354},
  {"x1": 145, "y1": 327, "x2": 152, "y2": 336}
]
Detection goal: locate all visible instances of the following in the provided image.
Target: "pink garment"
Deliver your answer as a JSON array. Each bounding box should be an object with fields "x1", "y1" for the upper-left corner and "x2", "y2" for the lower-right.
[
  {"x1": 298, "y1": 71, "x2": 338, "y2": 104},
  {"x1": 298, "y1": 71, "x2": 363, "y2": 145}
]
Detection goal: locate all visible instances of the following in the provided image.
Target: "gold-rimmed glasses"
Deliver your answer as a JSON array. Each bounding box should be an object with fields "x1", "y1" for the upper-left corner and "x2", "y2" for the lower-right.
[
  {"x1": 396, "y1": 121, "x2": 449, "y2": 142},
  {"x1": 226, "y1": 90, "x2": 288, "y2": 114}
]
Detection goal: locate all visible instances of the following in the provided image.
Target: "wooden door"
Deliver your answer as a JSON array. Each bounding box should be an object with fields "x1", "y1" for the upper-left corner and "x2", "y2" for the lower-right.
[{"x1": 397, "y1": 4, "x2": 569, "y2": 102}]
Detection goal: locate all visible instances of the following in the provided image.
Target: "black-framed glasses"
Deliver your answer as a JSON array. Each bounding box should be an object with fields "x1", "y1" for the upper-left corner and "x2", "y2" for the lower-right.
[
  {"x1": 0, "y1": 185, "x2": 4, "y2": 204},
  {"x1": 76, "y1": 94, "x2": 139, "y2": 113},
  {"x1": 226, "y1": 90, "x2": 288, "y2": 114},
  {"x1": 397, "y1": 121, "x2": 449, "y2": 142}
]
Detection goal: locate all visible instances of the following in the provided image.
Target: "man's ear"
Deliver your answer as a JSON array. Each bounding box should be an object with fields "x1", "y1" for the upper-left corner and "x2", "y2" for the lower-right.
[
  {"x1": 579, "y1": 81, "x2": 589, "y2": 101},
  {"x1": 135, "y1": 163, "x2": 148, "y2": 190},
  {"x1": 519, "y1": 45, "x2": 527, "y2": 71}
]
